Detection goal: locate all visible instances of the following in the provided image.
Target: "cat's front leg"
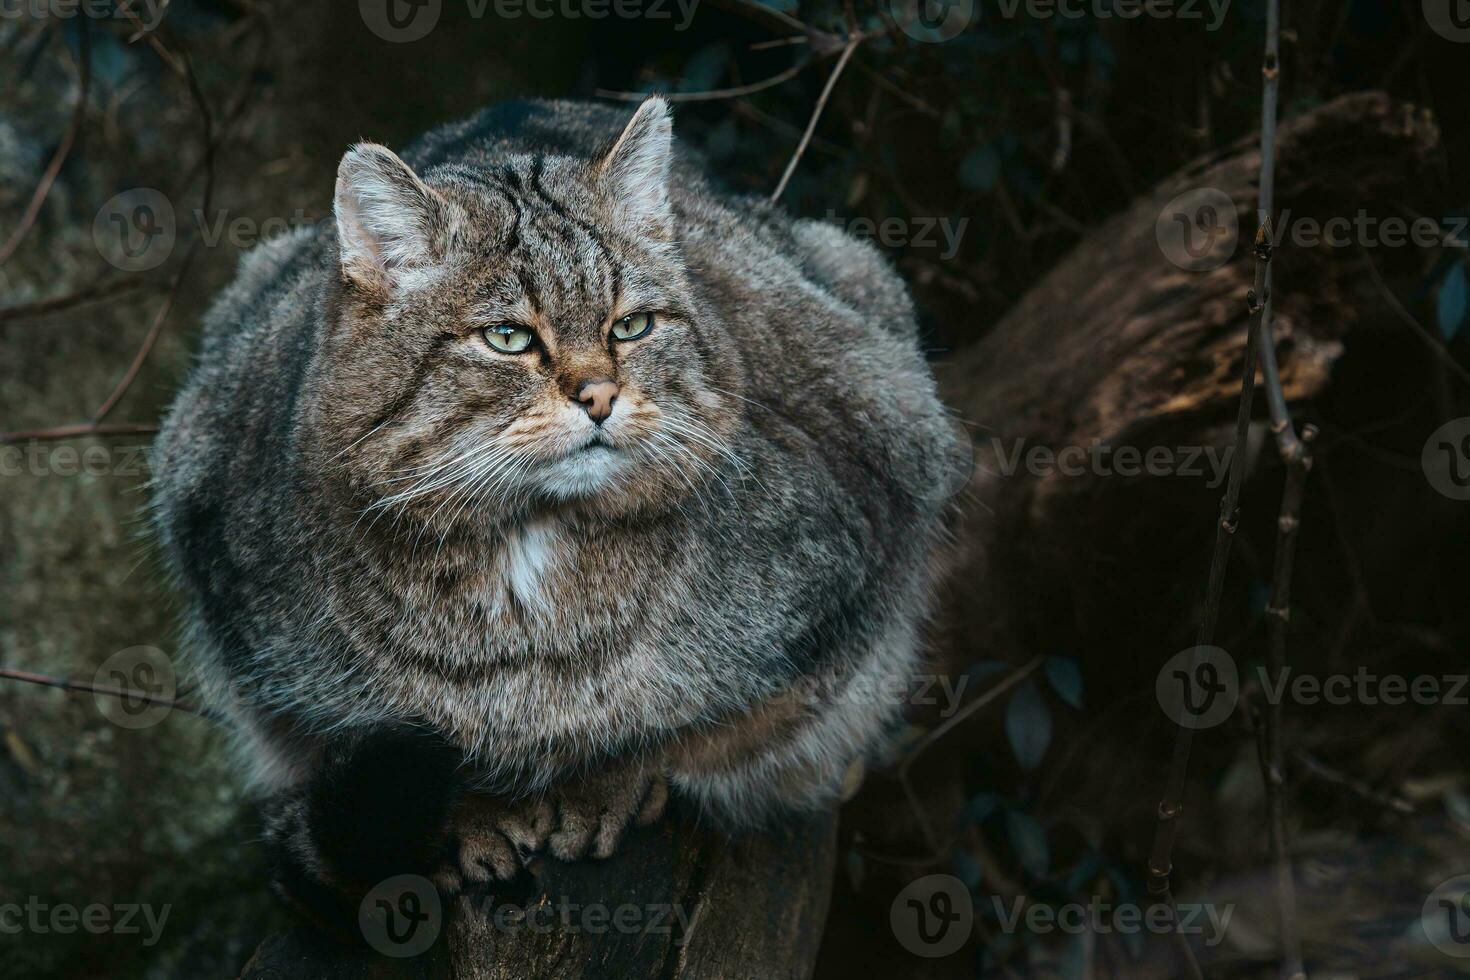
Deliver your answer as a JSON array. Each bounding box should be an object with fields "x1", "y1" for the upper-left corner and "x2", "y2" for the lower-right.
[
  {"x1": 260, "y1": 725, "x2": 465, "y2": 935},
  {"x1": 449, "y1": 765, "x2": 669, "y2": 885}
]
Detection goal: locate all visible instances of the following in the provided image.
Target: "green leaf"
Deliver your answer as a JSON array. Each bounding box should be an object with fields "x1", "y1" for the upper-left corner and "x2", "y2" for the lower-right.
[
  {"x1": 845, "y1": 849, "x2": 866, "y2": 891},
  {"x1": 1438, "y1": 262, "x2": 1468, "y2": 341},
  {"x1": 1044, "y1": 656, "x2": 1084, "y2": 709},
  {"x1": 958, "y1": 144, "x2": 1000, "y2": 191},
  {"x1": 952, "y1": 849, "x2": 983, "y2": 889},
  {"x1": 1005, "y1": 678, "x2": 1051, "y2": 770},
  {"x1": 677, "y1": 43, "x2": 730, "y2": 94},
  {"x1": 1005, "y1": 810, "x2": 1050, "y2": 878},
  {"x1": 962, "y1": 792, "x2": 1002, "y2": 825}
]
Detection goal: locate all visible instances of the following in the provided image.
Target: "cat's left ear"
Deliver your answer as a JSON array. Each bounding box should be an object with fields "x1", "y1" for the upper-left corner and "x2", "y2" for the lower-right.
[{"x1": 595, "y1": 97, "x2": 674, "y2": 241}]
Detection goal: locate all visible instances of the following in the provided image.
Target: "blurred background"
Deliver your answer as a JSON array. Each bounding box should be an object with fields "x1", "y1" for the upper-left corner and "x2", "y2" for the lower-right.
[{"x1": 2, "y1": 0, "x2": 1469, "y2": 976}]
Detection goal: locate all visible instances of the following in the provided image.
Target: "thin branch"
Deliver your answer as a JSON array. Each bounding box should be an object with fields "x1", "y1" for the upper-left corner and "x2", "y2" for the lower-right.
[
  {"x1": 1146, "y1": 220, "x2": 1274, "y2": 980},
  {"x1": 1248, "y1": 6, "x2": 1308, "y2": 975},
  {"x1": 770, "y1": 37, "x2": 861, "y2": 204},
  {"x1": 1253, "y1": 0, "x2": 1303, "y2": 465},
  {"x1": 0, "y1": 422, "x2": 158, "y2": 444},
  {"x1": 597, "y1": 62, "x2": 807, "y2": 103},
  {"x1": 1290, "y1": 748, "x2": 1414, "y2": 816},
  {"x1": 1258, "y1": 425, "x2": 1313, "y2": 980},
  {"x1": 857, "y1": 656, "x2": 1045, "y2": 867},
  {"x1": 1358, "y1": 244, "x2": 1470, "y2": 389},
  {"x1": 0, "y1": 21, "x2": 90, "y2": 268},
  {"x1": 0, "y1": 277, "x2": 146, "y2": 324},
  {"x1": 0, "y1": 666, "x2": 200, "y2": 716}
]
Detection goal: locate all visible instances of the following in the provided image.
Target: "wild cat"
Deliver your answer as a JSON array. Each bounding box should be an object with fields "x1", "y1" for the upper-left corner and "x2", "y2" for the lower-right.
[{"x1": 151, "y1": 95, "x2": 955, "y2": 920}]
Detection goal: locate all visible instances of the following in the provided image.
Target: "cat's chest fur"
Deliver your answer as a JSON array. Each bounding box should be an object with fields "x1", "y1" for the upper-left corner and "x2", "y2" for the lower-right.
[{"x1": 488, "y1": 517, "x2": 567, "y2": 614}]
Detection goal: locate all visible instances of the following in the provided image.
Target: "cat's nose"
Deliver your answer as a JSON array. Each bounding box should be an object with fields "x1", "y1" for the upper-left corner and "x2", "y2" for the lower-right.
[{"x1": 575, "y1": 378, "x2": 620, "y2": 424}]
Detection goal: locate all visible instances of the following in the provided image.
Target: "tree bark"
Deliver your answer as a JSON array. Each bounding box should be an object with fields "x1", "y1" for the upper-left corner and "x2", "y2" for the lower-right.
[{"x1": 241, "y1": 807, "x2": 837, "y2": 980}]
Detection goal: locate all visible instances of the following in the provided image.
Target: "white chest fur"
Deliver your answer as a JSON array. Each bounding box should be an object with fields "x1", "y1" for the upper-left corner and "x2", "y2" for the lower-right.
[{"x1": 497, "y1": 518, "x2": 565, "y2": 611}]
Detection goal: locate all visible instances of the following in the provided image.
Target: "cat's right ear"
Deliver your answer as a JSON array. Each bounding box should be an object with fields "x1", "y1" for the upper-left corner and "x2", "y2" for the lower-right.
[{"x1": 334, "y1": 143, "x2": 461, "y2": 291}]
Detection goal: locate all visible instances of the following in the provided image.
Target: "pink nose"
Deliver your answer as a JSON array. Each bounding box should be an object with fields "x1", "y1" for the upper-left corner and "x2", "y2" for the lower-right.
[{"x1": 576, "y1": 379, "x2": 620, "y2": 423}]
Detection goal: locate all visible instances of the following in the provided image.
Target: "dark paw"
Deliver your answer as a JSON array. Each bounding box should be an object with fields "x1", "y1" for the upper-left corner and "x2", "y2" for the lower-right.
[{"x1": 260, "y1": 726, "x2": 464, "y2": 938}]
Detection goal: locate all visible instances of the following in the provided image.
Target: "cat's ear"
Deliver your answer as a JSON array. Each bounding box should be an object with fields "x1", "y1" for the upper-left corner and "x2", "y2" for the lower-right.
[
  {"x1": 595, "y1": 97, "x2": 674, "y2": 240},
  {"x1": 334, "y1": 143, "x2": 461, "y2": 289}
]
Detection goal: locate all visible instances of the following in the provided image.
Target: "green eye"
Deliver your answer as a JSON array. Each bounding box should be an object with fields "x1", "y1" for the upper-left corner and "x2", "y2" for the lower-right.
[
  {"x1": 483, "y1": 324, "x2": 535, "y2": 354},
  {"x1": 611, "y1": 311, "x2": 654, "y2": 341}
]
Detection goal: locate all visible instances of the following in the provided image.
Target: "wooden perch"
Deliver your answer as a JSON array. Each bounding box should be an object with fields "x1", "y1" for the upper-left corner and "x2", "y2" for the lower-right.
[{"x1": 241, "y1": 807, "x2": 837, "y2": 979}]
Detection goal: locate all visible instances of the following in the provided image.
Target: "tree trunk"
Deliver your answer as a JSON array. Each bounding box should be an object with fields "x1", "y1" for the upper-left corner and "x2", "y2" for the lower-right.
[{"x1": 241, "y1": 808, "x2": 837, "y2": 980}]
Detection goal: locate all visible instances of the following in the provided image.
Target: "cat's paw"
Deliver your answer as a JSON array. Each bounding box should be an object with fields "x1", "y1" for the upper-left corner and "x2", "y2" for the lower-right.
[
  {"x1": 546, "y1": 769, "x2": 668, "y2": 862},
  {"x1": 449, "y1": 793, "x2": 555, "y2": 885}
]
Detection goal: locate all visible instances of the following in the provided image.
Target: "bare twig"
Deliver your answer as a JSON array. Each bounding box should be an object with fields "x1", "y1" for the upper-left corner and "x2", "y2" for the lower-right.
[
  {"x1": 597, "y1": 62, "x2": 807, "y2": 103},
  {"x1": 0, "y1": 21, "x2": 90, "y2": 268},
  {"x1": 0, "y1": 666, "x2": 200, "y2": 716},
  {"x1": 858, "y1": 656, "x2": 1045, "y2": 867},
  {"x1": 0, "y1": 277, "x2": 146, "y2": 323},
  {"x1": 1247, "y1": 6, "x2": 1309, "y2": 976},
  {"x1": 1146, "y1": 220, "x2": 1274, "y2": 980},
  {"x1": 1290, "y1": 748, "x2": 1414, "y2": 816},
  {"x1": 0, "y1": 423, "x2": 158, "y2": 444},
  {"x1": 770, "y1": 37, "x2": 861, "y2": 204},
  {"x1": 1258, "y1": 424, "x2": 1313, "y2": 980},
  {"x1": 1150, "y1": 3, "x2": 1309, "y2": 977}
]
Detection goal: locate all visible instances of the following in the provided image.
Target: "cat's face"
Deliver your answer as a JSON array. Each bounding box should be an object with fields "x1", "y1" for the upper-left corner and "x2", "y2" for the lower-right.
[{"x1": 315, "y1": 99, "x2": 741, "y2": 528}]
